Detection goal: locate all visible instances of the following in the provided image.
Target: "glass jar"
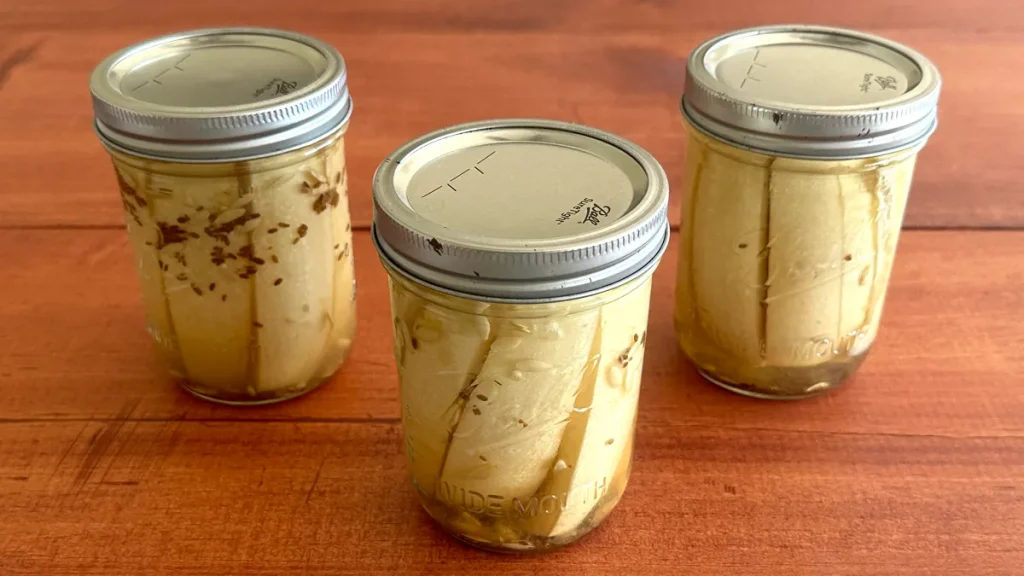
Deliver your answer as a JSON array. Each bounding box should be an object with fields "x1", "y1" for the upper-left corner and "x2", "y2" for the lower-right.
[
  {"x1": 674, "y1": 25, "x2": 941, "y2": 399},
  {"x1": 372, "y1": 119, "x2": 669, "y2": 551},
  {"x1": 90, "y1": 28, "x2": 356, "y2": 404}
]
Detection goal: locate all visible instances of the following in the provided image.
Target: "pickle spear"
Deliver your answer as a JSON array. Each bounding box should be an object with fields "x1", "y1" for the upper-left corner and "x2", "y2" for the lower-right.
[
  {"x1": 250, "y1": 160, "x2": 335, "y2": 393},
  {"x1": 147, "y1": 170, "x2": 253, "y2": 392},
  {"x1": 316, "y1": 144, "x2": 357, "y2": 379},
  {"x1": 439, "y1": 311, "x2": 599, "y2": 505},
  {"x1": 851, "y1": 156, "x2": 916, "y2": 355},
  {"x1": 530, "y1": 280, "x2": 651, "y2": 537},
  {"x1": 396, "y1": 293, "x2": 494, "y2": 498},
  {"x1": 764, "y1": 168, "x2": 844, "y2": 366},
  {"x1": 690, "y1": 147, "x2": 770, "y2": 364},
  {"x1": 836, "y1": 165, "x2": 880, "y2": 356},
  {"x1": 113, "y1": 166, "x2": 185, "y2": 377}
]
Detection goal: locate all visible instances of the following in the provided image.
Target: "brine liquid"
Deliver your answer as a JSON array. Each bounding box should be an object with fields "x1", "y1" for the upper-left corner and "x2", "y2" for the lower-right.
[
  {"x1": 385, "y1": 269, "x2": 652, "y2": 551},
  {"x1": 675, "y1": 122, "x2": 919, "y2": 398},
  {"x1": 111, "y1": 130, "x2": 356, "y2": 404}
]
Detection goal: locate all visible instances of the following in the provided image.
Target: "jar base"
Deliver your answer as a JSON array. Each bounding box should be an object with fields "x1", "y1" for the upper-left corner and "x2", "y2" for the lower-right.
[
  {"x1": 177, "y1": 373, "x2": 334, "y2": 406},
  {"x1": 415, "y1": 488, "x2": 618, "y2": 553},
  {"x1": 694, "y1": 351, "x2": 868, "y2": 400}
]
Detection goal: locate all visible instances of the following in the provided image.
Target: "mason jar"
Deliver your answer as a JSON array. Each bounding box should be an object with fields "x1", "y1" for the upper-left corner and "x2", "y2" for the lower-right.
[
  {"x1": 90, "y1": 28, "x2": 356, "y2": 405},
  {"x1": 372, "y1": 119, "x2": 669, "y2": 551},
  {"x1": 674, "y1": 25, "x2": 941, "y2": 399}
]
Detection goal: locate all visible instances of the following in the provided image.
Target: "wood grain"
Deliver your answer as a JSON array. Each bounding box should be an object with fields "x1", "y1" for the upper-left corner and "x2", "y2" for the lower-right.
[
  {"x1": 0, "y1": 3, "x2": 1021, "y2": 228},
  {"x1": 1, "y1": 420, "x2": 1021, "y2": 575},
  {"x1": 2, "y1": 230, "x2": 1022, "y2": 437}
]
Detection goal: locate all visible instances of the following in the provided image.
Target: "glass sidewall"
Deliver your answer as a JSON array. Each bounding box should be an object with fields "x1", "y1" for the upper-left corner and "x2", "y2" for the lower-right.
[
  {"x1": 108, "y1": 123, "x2": 356, "y2": 404},
  {"x1": 676, "y1": 117, "x2": 921, "y2": 398},
  {"x1": 383, "y1": 261, "x2": 654, "y2": 550}
]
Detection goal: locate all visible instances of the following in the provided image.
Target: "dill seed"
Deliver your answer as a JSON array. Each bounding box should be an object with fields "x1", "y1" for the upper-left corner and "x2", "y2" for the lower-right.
[{"x1": 274, "y1": 278, "x2": 283, "y2": 286}]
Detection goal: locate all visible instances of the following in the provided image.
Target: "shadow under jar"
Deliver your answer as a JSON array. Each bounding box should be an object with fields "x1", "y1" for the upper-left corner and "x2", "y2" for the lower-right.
[
  {"x1": 372, "y1": 120, "x2": 670, "y2": 552},
  {"x1": 90, "y1": 28, "x2": 357, "y2": 405},
  {"x1": 675, "y1": 25, "x2": 942, "y2": 399}
]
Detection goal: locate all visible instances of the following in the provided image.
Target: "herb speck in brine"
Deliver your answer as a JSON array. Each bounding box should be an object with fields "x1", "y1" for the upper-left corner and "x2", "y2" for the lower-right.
[
  {"x1": 209, "y1": 283, "x2": 216, "y2": 291},
  {"x1": 472, "y1": 407, "x2": 481, "y2": 416},
  {"x1": 221, "y1": 294, "x2": 228, "y2": 302},
  {"x1": 271, "y1": 255, "x2": 279, "y2": 264},
  {"x1": 312, "y1": 193, "x2": 329, "y2": 214},
  {"x1": 190, "y1": 283, "x2": 202, "y2": 296},
  {"x1": 278, "y1": 222, "x2": 290, "y2": 228},
  {"x1": 177, "y1": 215, "x2": 191, "y2": 224},
  {"x1": 267, "y1": 228, "x2": 278, "y2": 234},
  {"x1": 253, "y1": 321, "x2": 263, "y2": 328},
  {"x1": 156, "y1": 222, "x2": 190, "y2": 249},
  {"x1": 476, "y1": 394, "x2": 488, "y2": 401},
  {"x1": 274, "y1": 278, "x2": 283, "y2": 286}
]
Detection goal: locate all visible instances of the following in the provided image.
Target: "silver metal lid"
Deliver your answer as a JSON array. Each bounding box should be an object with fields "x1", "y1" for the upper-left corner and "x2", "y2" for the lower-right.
[
  {"x1": 682, "y1": 25, "x2": 942, "y2": 158},
  {"x1": 90, "y1": 27, "x2": 352, "y2": 161},
  {"x1": 372, "y1": 119, "x2": 670, "y2": 302}
]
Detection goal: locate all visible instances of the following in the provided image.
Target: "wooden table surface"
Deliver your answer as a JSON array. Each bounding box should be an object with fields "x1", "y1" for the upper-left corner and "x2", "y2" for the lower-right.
[{"x1": 1, "y1": 2, "x2": 1022, "y2": 574}]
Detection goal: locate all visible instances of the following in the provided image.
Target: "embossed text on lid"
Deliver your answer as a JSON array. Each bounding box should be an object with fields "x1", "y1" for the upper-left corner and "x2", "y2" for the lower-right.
[{"x1": 372, "y1": 119, "x2": 670, "y2": 302}]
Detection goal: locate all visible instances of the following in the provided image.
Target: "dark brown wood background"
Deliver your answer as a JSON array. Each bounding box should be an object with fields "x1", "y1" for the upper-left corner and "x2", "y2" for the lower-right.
[{"x1": 1, "y1": 1, "x2": 1022, "y2": 574}]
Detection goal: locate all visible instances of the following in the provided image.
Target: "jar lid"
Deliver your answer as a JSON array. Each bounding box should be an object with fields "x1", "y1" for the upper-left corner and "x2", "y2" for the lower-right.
[
  {"x1": 372, "y1": 119, "x2": 670, "y2": 302},
  {"x1": 682, "y1": 25, "x2": 941, "y2": 158},
  {"x1": 89, "y1": 27, "x2": 352, "y2": 161}
]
